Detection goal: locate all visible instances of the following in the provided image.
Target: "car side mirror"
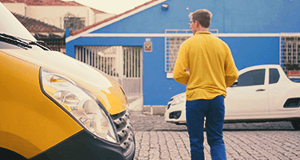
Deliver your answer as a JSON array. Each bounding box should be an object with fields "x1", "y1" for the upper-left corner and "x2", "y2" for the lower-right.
[{"x1": 230, "y1": 81, "x2": 238, "y2": 87}]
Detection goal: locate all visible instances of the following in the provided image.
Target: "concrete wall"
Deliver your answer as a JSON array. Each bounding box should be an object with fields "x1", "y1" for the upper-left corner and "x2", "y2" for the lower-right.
[
  {"x1": 27, "y1": 6, "x2": 95, "y2": 29},
  {"x1": 3, "y1": 3, "x2": 27, "y2": 16}
]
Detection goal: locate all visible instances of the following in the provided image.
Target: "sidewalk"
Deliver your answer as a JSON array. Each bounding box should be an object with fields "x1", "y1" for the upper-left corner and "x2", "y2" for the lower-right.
[{"x1": 130, "y1": 110, "x2": 300, "y2": 160}]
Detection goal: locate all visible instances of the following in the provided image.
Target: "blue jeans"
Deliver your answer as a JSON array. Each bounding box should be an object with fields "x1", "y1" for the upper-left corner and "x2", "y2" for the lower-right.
[{"x1": 186, "y1": 95, "x2": 226, "y2": 160}]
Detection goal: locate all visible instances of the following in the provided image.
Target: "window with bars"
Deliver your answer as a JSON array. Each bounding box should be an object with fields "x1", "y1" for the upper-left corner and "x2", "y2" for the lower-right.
[
  {"x1": 282, "y1": 37, "x2": 300, "y2": 74},
  {"x1": 165, "y1": 36, "x2": 190, "y2": 72},
  {"x1": 165, "y1": 29, "x2": 218, "y2": 73}
]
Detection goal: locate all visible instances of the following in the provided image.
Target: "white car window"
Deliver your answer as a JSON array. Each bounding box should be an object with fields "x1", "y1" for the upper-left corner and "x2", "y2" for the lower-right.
[
  {"x1": 269, "y1": 68, "x2": 280, "y2": 84},
  {"x1": 237, "y1": 69, "x2": 265, "y2": 87}
]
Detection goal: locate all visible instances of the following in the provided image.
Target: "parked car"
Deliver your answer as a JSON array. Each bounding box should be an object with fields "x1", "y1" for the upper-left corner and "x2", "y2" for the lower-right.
[
  {"x1": 165, "y1": 64, "x2": 300, "y2": 130},
  {"x1": 0, "y1": 3, "x2": 135, "y2": 160}
]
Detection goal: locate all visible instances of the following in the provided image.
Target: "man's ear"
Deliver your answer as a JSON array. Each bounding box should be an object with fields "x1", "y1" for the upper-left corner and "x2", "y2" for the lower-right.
[{"x1": 196, "y1": 22, "x2": 201, "y2": 28}]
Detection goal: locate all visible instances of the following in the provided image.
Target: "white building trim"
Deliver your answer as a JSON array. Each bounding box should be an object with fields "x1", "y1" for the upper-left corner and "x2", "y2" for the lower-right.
[{"x1": 67, "y1": 33, "x2": 300, "y2": 41}]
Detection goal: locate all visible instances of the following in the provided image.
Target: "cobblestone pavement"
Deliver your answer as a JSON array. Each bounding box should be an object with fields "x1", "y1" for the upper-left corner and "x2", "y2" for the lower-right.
[{"x1": 129, "y1": 111, "x2": 300, "y2": 160}]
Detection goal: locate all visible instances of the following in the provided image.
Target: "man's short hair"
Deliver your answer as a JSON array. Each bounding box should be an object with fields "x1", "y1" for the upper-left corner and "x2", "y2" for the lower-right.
[{"x1": 189, "y1": 9, "x2": 212, "y2": 28}]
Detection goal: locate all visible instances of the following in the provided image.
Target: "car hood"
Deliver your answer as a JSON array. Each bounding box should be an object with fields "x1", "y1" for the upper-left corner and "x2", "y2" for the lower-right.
[
  {"x1": 172, "y1": 92, "x2": 186, "y2": 98},
  {"x1": 1, "y1": 49, "x2": 127, "y2": 115}
]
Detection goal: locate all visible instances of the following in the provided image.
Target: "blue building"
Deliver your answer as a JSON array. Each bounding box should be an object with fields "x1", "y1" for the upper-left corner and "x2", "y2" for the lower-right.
[{"x1": 66, "y1": 0, "x2": 300, "y2": 109}]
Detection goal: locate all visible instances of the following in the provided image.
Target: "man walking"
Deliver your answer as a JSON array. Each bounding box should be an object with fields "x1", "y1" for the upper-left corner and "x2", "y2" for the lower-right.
[{"x1": 173, "y1": 9, "x2": 239, "y2": 160}]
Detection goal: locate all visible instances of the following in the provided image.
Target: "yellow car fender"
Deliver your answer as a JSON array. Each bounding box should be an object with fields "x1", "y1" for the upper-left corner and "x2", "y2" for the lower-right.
[{"x1": 0, "y1": 51, "x2": 83, "y2": 159}]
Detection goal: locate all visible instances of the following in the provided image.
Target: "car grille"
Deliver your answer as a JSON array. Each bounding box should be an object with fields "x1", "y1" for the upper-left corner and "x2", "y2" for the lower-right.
[{"x1": 111, "y1": 110, "x2": 134, "y2": 157}]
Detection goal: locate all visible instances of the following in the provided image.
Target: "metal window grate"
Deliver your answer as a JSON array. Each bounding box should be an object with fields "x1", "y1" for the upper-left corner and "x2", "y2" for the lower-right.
[
  {"x1": 64, "y1": 13, "x2": 85, "y2": 32},
  {"x1": 42, "y1": 39, "x2": 65, "y2": 53},
  {"x1": 75, "y1": 46, "x2": 119, "y2": 77},
  {"x1": 165, "y1": 36, "x2": 190, "y2": 72},
  {"x1": 165, "y1": 29, "x2": 218, "y2": 73}
]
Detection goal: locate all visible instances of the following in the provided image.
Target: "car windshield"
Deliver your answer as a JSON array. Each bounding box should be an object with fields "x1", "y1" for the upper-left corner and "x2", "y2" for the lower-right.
[{"x1": 0, "y1": 3, "x2": 37, "y2": 49}]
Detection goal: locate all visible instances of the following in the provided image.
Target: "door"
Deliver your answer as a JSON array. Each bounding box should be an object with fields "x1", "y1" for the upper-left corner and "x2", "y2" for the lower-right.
[
  {"x1": 120, "y1": 47, "x2": 143, "y2": 104},
  {"x1": 225, "y1": 69, "x2": 269, "y2": 119}
]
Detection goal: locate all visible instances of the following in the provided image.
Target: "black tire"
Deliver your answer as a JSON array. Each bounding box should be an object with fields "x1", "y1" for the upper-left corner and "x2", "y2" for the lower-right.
[{"x1": 291, "y1": 119, "x2": 300, "y2": 130}]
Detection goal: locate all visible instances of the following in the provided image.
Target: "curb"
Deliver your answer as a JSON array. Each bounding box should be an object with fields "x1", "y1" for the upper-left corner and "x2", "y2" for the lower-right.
[{"x1": 142, "y1": 105, "x2": 167, "y2": 115}]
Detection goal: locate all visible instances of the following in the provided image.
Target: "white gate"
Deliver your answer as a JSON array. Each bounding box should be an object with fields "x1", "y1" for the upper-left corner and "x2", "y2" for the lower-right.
[{"x1": 75, "y1": 46, "x2": 143, "y2": 107}]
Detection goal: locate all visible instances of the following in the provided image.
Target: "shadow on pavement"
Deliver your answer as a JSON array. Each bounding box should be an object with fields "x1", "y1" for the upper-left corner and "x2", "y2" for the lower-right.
[{"x1": 130, "y1": 111, "x2": 296, "y2": 132}]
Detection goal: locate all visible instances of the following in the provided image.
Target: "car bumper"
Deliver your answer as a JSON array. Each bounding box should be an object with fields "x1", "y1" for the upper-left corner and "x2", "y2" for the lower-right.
[
  {"x1": 30, "y1": 129, "x2": 134, "y2": 160},
  {"x1": 165, "y1": 102, "x2": 186, "y2": 124}
]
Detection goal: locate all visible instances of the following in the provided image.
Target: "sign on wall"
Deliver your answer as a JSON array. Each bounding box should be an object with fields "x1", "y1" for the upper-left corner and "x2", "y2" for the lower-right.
[{"x1": 144, "y1": 38, "x2": 152, "y2": 52}]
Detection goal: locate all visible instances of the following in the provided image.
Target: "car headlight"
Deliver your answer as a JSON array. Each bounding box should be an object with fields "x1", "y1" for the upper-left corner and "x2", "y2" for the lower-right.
[
  {"x1": 40, "y1": 68, "x2": 117, "y2": 143},
  {"x1": 170, "y1": 94, "x2": 186, "y2": 106}
]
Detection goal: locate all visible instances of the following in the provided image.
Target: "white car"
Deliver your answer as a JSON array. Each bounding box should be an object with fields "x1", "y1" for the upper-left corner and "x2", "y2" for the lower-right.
[{"x1": 165, "y1": 65, "x2": 300, "y2": 130}]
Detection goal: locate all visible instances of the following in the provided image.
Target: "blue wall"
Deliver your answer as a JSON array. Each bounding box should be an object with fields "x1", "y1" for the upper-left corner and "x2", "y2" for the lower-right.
[
  {"x1": 221, "y1": 37, "x2": 280, "y2": 70},
  {"x1": 67, "y1": 0, "x2": 299, "y2": 105},
  {"x1": 91, "y1": 0, "x2": 300, "y2": 33}
]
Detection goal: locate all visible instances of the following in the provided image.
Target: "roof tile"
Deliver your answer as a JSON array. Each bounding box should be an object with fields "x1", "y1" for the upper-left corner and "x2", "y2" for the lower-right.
[
  {"x1": 12, "y1": 12, "x2": 64, "y2": 33},
  {"x1": 0, "y1": 0, "x2": 106, "y2": 13}
]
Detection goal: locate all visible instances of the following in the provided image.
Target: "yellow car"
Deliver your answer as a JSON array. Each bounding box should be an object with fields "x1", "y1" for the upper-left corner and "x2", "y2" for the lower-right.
[{"x1": 0, "y1": 3, "x2": 135, "y2": 160}]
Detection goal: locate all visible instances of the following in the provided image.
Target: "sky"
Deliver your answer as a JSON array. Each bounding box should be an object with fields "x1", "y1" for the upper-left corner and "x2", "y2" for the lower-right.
[{"x1": 64, "y1": 0, "x2": 151, "y2": 14}]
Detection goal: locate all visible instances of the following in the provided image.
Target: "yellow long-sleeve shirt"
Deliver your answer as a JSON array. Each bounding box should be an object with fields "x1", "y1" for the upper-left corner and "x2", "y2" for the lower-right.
[{"x1": 173, "y1": 31, "x2": 239, "y2": 100}]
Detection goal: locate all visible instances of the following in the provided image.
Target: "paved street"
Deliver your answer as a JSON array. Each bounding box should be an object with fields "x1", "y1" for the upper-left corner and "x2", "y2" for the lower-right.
[{"x1": 130, "y1": 111, "x2": 300, "y2": 160}]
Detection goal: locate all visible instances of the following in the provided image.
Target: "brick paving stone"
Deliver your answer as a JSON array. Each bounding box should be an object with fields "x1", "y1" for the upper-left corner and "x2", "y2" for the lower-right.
[{"x1": 130, "y1": 111, "x2": 300, "y2": 160}]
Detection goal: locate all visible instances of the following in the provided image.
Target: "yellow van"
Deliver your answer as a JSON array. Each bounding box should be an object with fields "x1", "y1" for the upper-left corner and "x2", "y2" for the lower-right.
[{"x1": 0, "y1": 3, "x2": 135, "y2": 160}]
